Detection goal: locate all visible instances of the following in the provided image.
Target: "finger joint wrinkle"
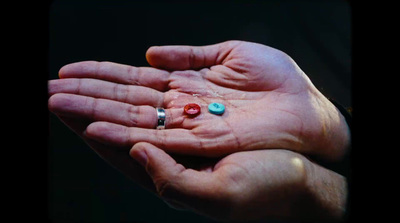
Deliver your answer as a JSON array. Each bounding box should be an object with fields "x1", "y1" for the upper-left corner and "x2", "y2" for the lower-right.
[
  {"x1": 189, "y1": 47, "x2": 195, "y2": 69},
  {"x1": 126, "y1": 66, "x2": 141, "y2": 85},
  {"x1": 128, "y1": 105, "x2": 139, "y2": 127}
]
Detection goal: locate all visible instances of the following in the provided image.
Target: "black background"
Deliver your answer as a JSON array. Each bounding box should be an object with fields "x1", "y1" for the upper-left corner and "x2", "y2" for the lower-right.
[{"x1": 48, "y1": 0, "x2": 351, "y2": 222}]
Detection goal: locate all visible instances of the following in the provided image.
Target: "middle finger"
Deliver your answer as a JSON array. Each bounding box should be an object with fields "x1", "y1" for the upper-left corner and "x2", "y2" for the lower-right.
[{"x1": 48, "y1": 93, "x2": 187, "y2": 129}]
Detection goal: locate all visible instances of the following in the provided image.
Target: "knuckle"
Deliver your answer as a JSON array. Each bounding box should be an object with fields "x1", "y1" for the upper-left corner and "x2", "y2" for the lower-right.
[
  {"x1": 90, "y1": 98, "x2": 101, "y2": 118},
  {"x1": 163, "y1": 91, "x2": 178, "y2": 107},
  {"x1": 154, "y1": 129, "x2": 167, "y2": 149},
  {"x1": 188, "y1": 47, "x2": 195, "y2": 68},
  {"x1": 127, "y1": 105, "x2": 139, "y2": 127},
  {"x1": 153, "y1": 176, "x2": 175, "y2": 199},
  {"x1": 114, "y1": 84, "x2": 129, "y2": 103}
]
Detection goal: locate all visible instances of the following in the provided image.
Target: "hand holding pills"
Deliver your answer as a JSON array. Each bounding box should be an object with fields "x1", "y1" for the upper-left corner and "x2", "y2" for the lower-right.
[
  {"x1": 50, "y1": 40, "x2": 349, "y2": 160},
  {"x1": 49, "y1": 40, "x2": 350, "y2": 222}
]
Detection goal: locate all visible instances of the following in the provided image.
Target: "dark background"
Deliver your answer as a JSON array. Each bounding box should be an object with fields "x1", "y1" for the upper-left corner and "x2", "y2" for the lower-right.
[{"x1": 48, "y1": 0, "x2": 351, "y2": 222}]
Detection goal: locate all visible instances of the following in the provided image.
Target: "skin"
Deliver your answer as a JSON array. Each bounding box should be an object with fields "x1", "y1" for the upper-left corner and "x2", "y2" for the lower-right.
[
  {"x1": 49, "y1": 40, "x2": 350, "y2": 161},
  {"x1": 48, "y1": 40, "x2": 349, "y2": 222},
  {"x1": 129, "y1": 142, "x2": 347, "y2": 222}
]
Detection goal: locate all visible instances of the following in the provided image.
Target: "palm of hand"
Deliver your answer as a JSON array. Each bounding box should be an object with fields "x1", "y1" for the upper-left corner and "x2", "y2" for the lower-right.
[
  {"x1": 154, "y1": 41, "x2": 347, "y2": 160},
  {"x1": 48, "y1": 41, "x2": 348, "y2": 221},
  {"x1": 49, "y1": 41, "x2": 347, "y2": 160},
  {"x1": 161, "y1": 42, "x2": 315, "y2": 157}
]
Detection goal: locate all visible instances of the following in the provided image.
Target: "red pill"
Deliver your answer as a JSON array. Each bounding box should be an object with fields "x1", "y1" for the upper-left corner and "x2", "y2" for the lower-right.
[{"x1": 184, "y1": 103, "x2": 201, "y2": 116}]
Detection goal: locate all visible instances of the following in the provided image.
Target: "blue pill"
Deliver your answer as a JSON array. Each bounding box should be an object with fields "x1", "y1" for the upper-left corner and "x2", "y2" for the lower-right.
[{"x1": 208, "y1": 103, "x2": 225, "y2": 115}]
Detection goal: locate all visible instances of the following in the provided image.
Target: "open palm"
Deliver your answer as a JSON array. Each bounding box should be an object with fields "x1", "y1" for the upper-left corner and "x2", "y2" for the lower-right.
[{"x1": 49, "y1": 40, "x2": 349, "y2": 160}]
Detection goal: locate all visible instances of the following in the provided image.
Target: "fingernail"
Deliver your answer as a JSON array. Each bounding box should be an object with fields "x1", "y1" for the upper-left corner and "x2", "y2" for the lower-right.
[{"x1": 134, "y1": 150, "x2": 148, "y2": 167}]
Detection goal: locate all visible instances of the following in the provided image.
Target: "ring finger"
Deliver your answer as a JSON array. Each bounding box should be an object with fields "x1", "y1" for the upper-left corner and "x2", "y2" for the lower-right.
[{"x1": 48, "y1": 93, "x2": 186, "y2": 129}]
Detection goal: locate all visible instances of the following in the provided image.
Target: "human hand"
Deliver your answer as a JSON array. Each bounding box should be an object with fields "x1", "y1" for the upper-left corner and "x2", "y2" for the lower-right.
[
  {"x1": 128, "y1": 142, "x2": 347, "y2": 222},
  {"x1": 49, "y1": 40, "x2": 350, "y2": 160}
]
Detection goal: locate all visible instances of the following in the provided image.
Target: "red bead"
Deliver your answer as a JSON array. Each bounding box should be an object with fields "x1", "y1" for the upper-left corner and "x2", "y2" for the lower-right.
[{"x1": 184, "y1": 103, "x2": 201, "y2": 116}]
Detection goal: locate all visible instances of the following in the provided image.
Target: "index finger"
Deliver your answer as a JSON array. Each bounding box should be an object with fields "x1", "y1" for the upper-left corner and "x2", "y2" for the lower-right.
[
  {"x1": 58, "y1": 61, "x2": 171, "y2": 92},
  {"x1": 145, "y1": 41, "x2": 245, "y2": 71}
]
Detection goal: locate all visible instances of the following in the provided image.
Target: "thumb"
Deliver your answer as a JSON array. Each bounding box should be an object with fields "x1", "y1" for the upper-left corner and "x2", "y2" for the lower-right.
[
  {"x1": 129, "y1": 142, "x2": 224, "y2": 212},
  {"x1": 145, "y1": 40, "x2": 240, "y2": 70},
  {"x1": 129, "y1": 142, "x2": 185, "y2": 198}
]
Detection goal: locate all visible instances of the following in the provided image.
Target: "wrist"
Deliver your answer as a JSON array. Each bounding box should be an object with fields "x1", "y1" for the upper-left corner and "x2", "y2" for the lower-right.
[{"x1": 295, "y1": 158, "x2": 348, "y2": 222}]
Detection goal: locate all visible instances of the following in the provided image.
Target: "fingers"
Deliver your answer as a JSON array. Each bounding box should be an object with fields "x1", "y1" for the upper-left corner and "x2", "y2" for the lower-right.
[
  {"x1": 48, "y1": 93, "x2": 183, "y2": 129},
  {"x1": 146, "y1": 40, "x2": 241, "y2": 70},
  {"x1": 85, "y1": 122, "x2": 201, "y2": 150},
  {"x1": 58, "y1": 61, "x2": 170, "y2": 91},
  {"x1": 129, "y1": 142, "x2": 220, "y2": 206},
  {"x1": 48, "y1": 78, "x2": 164, "y2": 107},
  {"x1": 130, "y1": 142, "x2": 185, "y2": 182},
  {"x1": 84, "y1": 119, "x2": 239, "y2": 157}
]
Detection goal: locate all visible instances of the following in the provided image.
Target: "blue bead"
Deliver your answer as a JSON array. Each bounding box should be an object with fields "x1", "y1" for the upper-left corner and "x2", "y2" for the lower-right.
[{"x1": 208, "y1": 103, "x2": 225, "y2": 115}]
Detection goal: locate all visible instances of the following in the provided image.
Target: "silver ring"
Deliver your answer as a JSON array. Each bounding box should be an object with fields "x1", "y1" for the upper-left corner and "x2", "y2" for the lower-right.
[{"x1": 156, "y1": 107, "x2": 166, "y2": 130}]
